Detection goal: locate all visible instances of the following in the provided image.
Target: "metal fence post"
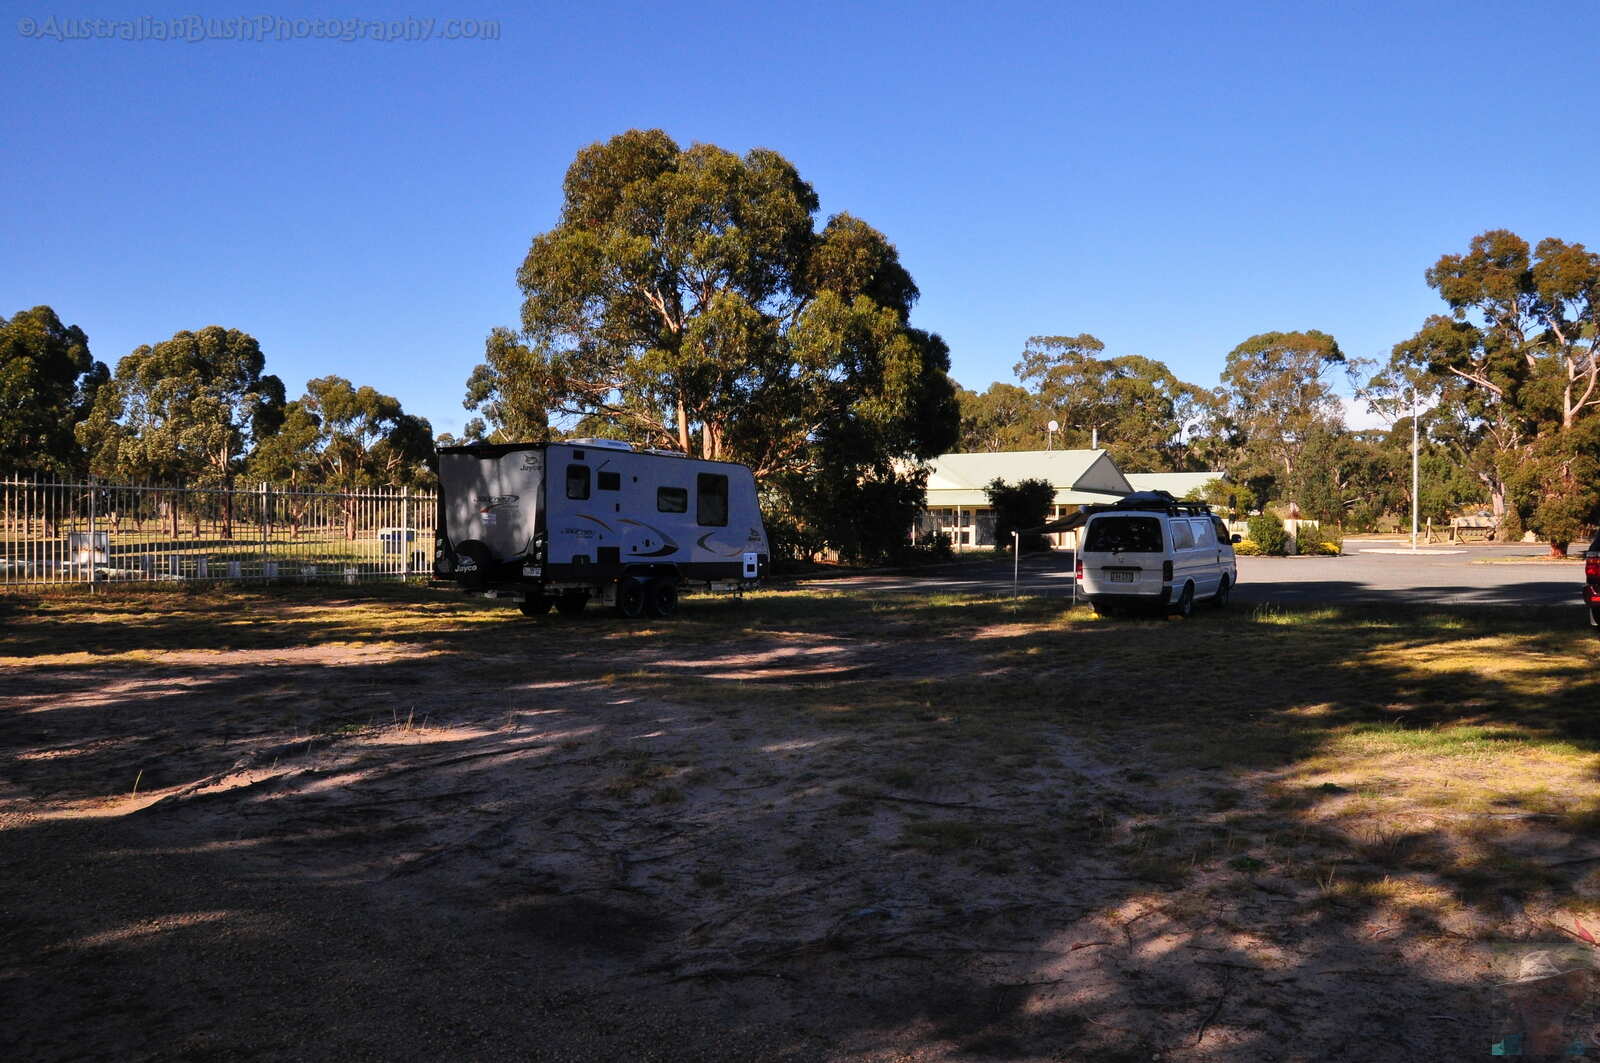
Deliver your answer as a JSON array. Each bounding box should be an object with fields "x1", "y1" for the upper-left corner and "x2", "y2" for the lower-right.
[
  {"x1": 260, "y1": 481, "x2": 269, "y2": 578},
  {"x1": 401, "y1": 486, "x2": 410, "y2": 579},
  {"x1": 86, "y1": 476, "x2": 97, "y2": 592}
]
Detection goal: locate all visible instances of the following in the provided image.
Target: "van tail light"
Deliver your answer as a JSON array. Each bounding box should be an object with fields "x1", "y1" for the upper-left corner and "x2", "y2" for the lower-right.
[
  {"x1": 1162, "y1": 560, "x2": 1174, "y2": 582},
  {"x1": 1074, "y1": 558, "x2": 1083, "y2": 581}
]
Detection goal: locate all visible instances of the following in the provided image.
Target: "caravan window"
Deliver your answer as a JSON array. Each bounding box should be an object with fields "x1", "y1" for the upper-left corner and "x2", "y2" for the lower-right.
[
  {"x1": 696, "y1": 473, "x2": 729, "y2": 526},
  {"x1": 565, "y1": 464, "x2": 590, "y2": 500},
  {"x1": 657, "y1": 486, "x2": 688, "y2": 513},
  {"x1": 597, "y1": 470, "x2": 621, "y2": 492}
]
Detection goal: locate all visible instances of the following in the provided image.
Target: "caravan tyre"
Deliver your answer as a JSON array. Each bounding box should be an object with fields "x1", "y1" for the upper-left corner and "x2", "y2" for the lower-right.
[
  {"x1": 645, "y1": 579, "x2": 679, "y2": 619},
  {"x1": 616, "y1": 579, "x2": 647, "y2": 619},
  {"x1": 554, "y1": 593, "x2": 587, "y2": 619}
]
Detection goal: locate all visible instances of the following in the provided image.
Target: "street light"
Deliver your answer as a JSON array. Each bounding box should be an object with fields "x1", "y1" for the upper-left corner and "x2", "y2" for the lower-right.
[{"x1": 1411, "y1": 388, "x2": 1419, "y2": 552}]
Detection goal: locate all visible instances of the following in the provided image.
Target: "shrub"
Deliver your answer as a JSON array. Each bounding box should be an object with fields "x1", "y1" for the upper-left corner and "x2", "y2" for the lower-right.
[
  {"x1": 984, "y1": 477, "x2": 1055, "y2": 551},
  {"x1": 1233, "y1": 538, "x2": 1263, "y2": 556},
  {"x1": 897, "y1": 531, "x2": 954, "y2": 565},
  {"x1": 1246, "y1": 512, "x2": 1289, "y2": 555},
  {"x1": 1301, "y1": 538, "x2": 1342, "y2": 556}
]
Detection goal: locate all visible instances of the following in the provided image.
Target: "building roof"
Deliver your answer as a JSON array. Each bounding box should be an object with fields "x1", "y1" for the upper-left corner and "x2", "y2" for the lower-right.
[
  {"x1": 1123, "y1": 471, "x2": 1224, "y2": 499},
  {"x1": 924, "y1": 449, "x2": 1134, "y2": 508}
]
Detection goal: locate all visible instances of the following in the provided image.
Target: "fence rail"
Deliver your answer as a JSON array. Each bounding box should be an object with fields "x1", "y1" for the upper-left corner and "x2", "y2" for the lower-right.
[{"x1": 1, "y1": 476, "x2": 435, "y2": 588}]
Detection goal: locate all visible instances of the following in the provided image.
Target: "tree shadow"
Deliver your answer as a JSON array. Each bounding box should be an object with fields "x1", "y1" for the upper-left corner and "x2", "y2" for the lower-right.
[{"x1": 3, "y1": 587, "x2": 1597, "y2": 1060}]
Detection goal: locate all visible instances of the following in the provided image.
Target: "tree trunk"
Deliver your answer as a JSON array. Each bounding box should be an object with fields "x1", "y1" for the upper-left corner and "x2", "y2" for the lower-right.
[{"x1": 344, "y1": 498, "x2": 356, "y2": 541}]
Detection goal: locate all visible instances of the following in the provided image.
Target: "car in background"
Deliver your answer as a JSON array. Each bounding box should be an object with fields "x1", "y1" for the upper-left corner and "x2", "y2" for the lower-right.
[
  {"x1": 1074, "y1": 492, "x2": 1238, "y2": 618},
  {"x1": 1585, "y1": 530, "x2": 1600, "y2": 629}
]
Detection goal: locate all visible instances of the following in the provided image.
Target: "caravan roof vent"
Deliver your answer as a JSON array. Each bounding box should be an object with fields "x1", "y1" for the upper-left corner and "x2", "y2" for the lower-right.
[{"x1": 565, "y1": 438, "x2": 634, "y2": 451}]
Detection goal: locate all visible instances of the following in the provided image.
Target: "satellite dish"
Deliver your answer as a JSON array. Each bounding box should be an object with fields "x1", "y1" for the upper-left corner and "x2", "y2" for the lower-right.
[{"x1": 1047, "y1": 420, "x2": 1059, "y2": 433}]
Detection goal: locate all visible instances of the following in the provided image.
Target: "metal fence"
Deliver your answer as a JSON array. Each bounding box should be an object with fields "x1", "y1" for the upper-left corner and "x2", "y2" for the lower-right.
[{"x1": 0, "y1": 476, "x2": 434, "y2": 588}]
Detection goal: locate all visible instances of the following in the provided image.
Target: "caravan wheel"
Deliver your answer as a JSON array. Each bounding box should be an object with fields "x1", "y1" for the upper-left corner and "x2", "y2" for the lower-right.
[
  {"x1": 616, "y1": 579, "x2": 648, "y2": 619},
  {"x1": 645, "y1": 579, "x2": 679, "y2": 619}
]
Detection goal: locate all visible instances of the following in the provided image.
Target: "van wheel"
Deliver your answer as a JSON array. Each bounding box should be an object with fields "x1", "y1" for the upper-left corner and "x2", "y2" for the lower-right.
[
  {"x1": 1092, "y1": 602, "x2": 1118, "y2": 618},
  {"x1": 519, "y1": 596, "x2": 552, "y2": 617},
  {"x1": 1212, "y1": 577, "x2": 1231, "y2": 610},
  {"x1": 1590, "y1": 606, "x2": 1600, "y2": 630},
  {"x1": 616, "y1": 579, "x2": 648, "y2": 619},
  {"x1": 1172, "y1": 583, "x2": 1195, "y2": 619},
  {"x1": 554, "y1": 593, "x2": 587, "y2": 619},
  {"x1": 645, "y1": 579, "x2": 679, "y2": 619}
]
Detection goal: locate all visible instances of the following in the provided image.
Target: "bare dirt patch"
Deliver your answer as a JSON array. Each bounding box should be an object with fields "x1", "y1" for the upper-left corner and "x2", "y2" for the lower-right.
[{"x1": 4, "y1": 586, "x2": 1600, "y2": 1060}]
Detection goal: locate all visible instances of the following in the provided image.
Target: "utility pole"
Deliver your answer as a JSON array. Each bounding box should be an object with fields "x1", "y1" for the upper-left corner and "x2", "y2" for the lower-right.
[{"x1": 1410, "y1": 388, "x2": 1419, "y2": 552}]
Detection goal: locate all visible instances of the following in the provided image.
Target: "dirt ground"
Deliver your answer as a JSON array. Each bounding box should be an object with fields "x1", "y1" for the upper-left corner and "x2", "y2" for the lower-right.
[{"x1": 4, "y1": 586, "x2": 1600, "y2": 1061}]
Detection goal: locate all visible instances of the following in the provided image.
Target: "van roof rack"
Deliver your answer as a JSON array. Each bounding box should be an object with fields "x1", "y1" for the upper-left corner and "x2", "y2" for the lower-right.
[{"x1": 1088, "y1": 490, "x2": 1214, "y2": 517}]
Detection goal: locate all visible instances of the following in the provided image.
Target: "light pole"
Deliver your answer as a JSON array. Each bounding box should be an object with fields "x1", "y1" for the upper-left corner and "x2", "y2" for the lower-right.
[{"x1": 1410, "y1": 387, "x2": 1419, "y2": 552}]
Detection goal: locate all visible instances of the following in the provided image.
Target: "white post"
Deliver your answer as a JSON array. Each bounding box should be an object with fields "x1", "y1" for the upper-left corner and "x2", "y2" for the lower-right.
[
  {"x1": 1410, "y1": 389, "x2": 1419, "y2": 553},
  {"x1": 1012, "y1": 530, "x2": 1019, "y2": 598}
]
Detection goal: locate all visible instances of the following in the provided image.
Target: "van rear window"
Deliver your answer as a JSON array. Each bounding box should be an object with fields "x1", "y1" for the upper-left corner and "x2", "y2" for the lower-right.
[{"x1": 1083, "y1": 516, "x2": 1163, "y2": 553}]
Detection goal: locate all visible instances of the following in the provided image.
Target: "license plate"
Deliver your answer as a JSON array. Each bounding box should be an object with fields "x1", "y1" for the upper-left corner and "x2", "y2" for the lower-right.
[{"x1": 1108, "y1": 570, "x2": 1134, "y2": 583}]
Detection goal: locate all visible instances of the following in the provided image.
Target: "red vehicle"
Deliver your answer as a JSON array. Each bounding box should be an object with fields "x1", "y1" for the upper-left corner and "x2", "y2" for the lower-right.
[{"x1": 1587, "y1": 530, "x2": 1600, "y2": 629}]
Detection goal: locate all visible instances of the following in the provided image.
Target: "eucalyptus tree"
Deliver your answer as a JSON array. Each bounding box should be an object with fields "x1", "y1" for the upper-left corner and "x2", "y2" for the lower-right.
[
  {"x1": 78, "y1": 326, "x2": 283, "y2": 537},
  {"x1": 249, "y1": 375, "x2": 433, "y2": 539},
  {"x1": 1397, "y1": 230, "x2": 1600, "y2": 550},
  {"x1": 1013, "y1": 334, "x2": 1218, "y2": 472},
  {"x1": 1219, "y1": 330, "x2": 1347, "y2": 499},
  {"x1": 0, "y1": 306, "x2": 107, "y2": 476},
  {"x1": 466, "y1": 129, "x2": 958, "y2": 558}
]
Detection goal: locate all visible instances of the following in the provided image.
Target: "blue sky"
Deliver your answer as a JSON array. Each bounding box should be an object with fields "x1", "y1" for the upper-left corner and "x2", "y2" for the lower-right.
[{"x1": 5, "y1": 0, "x2": 1597, "y2": 438}]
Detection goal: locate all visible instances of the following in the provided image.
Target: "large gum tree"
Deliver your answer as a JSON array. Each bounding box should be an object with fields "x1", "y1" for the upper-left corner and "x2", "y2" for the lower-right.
[{"x1": 465, "y1": 129, "x2": 958, "y2": 557}]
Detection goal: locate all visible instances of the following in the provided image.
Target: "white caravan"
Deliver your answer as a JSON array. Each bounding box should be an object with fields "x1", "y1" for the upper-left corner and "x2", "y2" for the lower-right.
[{"x1": 434, "y1": 440, "x2": 768, "y2": 618}]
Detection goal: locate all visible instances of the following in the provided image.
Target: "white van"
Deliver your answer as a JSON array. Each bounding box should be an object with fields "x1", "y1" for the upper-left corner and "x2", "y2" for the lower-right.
[{"x1": 1074, "y1": 493, "x2": 1238, "y2": 618}]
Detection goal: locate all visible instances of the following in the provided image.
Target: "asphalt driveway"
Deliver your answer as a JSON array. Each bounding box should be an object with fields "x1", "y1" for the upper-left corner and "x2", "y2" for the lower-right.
[{"x1": 797, "y1": 540, "x2": 1589, "y2": 611}]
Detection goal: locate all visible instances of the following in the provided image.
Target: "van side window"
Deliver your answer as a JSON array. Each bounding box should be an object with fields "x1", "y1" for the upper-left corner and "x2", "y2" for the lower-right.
[
  {"x1": 1211, "y1": 516, "x2": 1230, "y2": 541},
  {"x1": 1193, "y1": 519, "x2": 1215, "y2": 547},
  {"x1": 696, "y1": 473, "x2": 729, "y2": 526},
  {"x1": 657, "y1": 486, "x2": 688, "y2": 513},
  {"x1": 597, "y1": 470, "x2": 621, "y2": 491},
  {"x1": 565, "y1": 464, "x2": 590, "y2": 500},
  {"x1": 1171, "y1": 520, "x2": 1195, "y2": 550}
]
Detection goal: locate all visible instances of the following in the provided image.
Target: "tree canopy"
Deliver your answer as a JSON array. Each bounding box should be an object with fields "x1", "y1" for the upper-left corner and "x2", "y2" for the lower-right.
[
  {"x1": 0, "y1": 306, "x2": 107, "y2": 475},
  {"x1": 466, "y1": 129, "x2": 956, "y2": 472},
  {"x1": 249, "y1": 375, "x2": 433, "y2": 491},
  {"x1": 1389, "y1": 230, "x2": 1600, "y2": 548},
  {"x1": 78, "y1": 325, "x2": 284, "y2": 486}
]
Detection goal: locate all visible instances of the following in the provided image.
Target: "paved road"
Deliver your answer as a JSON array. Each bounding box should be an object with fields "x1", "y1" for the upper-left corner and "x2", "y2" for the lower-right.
[{"x1": 796, "y1": 540, "x2": 1590, "y2": 610}]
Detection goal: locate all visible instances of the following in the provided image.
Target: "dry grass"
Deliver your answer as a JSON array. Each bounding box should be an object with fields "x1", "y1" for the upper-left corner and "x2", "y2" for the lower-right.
[{"x1": 5, "y1": 582, "x2": 1600, "y2": 1058}]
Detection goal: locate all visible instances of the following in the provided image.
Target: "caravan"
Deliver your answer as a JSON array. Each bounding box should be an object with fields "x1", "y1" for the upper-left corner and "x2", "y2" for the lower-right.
[{"x1": 435, "y1": 440, "x2": 768, "y2": 618}]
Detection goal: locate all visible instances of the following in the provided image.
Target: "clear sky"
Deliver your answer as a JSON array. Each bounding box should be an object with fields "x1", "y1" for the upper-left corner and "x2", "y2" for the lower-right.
[{"x1": 5, "y1": 0, "x2": 1597, "y2": 438}]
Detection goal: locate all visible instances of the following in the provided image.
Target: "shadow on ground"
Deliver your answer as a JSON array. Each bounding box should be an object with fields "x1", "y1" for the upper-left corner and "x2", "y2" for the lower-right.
[{"x1": 3, "y1": 585, "x2": 1599, "y2": 1061}]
